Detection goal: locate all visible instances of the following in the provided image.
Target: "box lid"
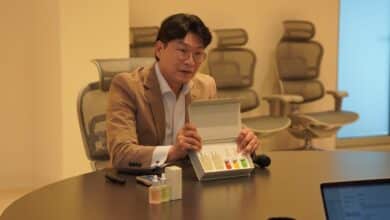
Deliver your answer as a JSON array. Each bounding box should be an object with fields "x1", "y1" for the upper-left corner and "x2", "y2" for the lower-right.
[{"x1": 189, "y1": 99, "x2": 241, "y2": 143}]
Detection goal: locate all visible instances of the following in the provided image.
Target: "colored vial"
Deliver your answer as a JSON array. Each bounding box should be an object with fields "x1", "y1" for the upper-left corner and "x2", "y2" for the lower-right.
[
  {"x1": 240, "y1": 158, "x2": 248, "y2": 168},
  {"x1": 224, "y1": 160, "x2": 232, "y2": 169},
  {"x1": 160, "y1": 173, "x2": 171, "y2": 202},
  {"x1": 232, "y1": 159, "x2": 240, "y2": 169},
  {"x1": 148, "y1": 175, "x2": 161, "y2": 204}
]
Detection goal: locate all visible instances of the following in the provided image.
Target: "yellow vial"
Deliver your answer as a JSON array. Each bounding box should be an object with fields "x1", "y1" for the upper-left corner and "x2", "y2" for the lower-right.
[{"x1": 232, "y1": 159, "x2": 240, "y2": 169}]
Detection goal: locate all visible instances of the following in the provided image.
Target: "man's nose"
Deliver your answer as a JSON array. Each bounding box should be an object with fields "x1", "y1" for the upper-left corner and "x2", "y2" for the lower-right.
[{"x1": 183, "y1": 53, "x2": 196, "y2": 65}]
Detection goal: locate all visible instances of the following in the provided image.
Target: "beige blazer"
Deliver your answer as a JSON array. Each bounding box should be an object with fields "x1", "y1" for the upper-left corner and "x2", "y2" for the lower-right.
[{"x1": 106, "y1": 65, "x2": 216, "y2": 168}]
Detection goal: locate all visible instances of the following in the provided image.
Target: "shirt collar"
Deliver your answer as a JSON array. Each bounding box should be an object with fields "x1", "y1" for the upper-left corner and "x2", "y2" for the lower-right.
[{"x1": 154, "y1": 63, "x2": 191, "y2": 96}]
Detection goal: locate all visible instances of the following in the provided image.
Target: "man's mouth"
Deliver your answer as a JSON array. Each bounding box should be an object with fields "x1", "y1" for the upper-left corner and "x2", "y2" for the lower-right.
[{"x1": 179, "y1": 70, "x2": 193, "y2": 74}]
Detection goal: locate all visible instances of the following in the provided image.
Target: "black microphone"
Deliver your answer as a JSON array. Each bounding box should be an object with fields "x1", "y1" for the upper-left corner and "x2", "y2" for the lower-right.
[{"x1": 252, "y1": 154, "x2": 271, "y2": 168}]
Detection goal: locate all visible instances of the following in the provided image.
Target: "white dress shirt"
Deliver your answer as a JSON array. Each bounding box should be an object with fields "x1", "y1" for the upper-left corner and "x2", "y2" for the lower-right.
[{"x1": 150, "y1": 63, "x2": 190, "y2": 167}]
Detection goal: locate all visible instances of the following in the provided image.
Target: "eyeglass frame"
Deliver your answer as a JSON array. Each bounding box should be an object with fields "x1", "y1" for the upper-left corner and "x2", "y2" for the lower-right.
[{"x1": 166, "y1": 40, "x2": 207, "y2": 64}]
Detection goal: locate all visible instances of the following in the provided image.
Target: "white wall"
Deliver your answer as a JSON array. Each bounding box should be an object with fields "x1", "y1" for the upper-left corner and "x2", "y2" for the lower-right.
[
  {"x1": 59, "y1": 0, "x2": 129, "y2": 179},
  {"x1": 31, "y1": 0, "x2": 63, "y2": 187},
  {"x1": 0, "y1": 0, "x2": 34, "y2": 188},
  {"x1": 129, "y1": 0, "x2": 339, "y2": 149},
  {"x1": 0, "y1": 0, "x2": 129, "y2": 189}
]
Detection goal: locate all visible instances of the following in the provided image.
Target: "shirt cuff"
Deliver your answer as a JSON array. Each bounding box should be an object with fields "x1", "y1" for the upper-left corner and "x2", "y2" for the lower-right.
[{"x1": 151, "y1": 145, "x2": 171, "y2": 167}]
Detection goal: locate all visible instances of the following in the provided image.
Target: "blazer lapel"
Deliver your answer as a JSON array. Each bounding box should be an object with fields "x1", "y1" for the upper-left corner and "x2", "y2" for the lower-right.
[{"x1": 143, "y1": 67, "x2": 165, "y2": 144}]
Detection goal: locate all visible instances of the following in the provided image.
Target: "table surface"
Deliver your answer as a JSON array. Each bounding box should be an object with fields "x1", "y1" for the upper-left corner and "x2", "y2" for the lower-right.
[{"x1": 2, "y1": 151, "x2": 390, "y2": 220}]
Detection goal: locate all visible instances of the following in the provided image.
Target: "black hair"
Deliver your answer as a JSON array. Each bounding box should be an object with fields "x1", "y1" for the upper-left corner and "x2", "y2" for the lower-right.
[{"x1": 156, "y1": 13, "x2": 212, "y2": 48}]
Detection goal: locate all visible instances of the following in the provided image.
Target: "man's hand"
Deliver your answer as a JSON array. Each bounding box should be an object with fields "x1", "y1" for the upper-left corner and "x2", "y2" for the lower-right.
[
  {"x1": 167, "y1": 123, "x2": 202, "y2": 162},
  {"x1": 236, "y1": 127, "x2": 260, "y2": 154}
]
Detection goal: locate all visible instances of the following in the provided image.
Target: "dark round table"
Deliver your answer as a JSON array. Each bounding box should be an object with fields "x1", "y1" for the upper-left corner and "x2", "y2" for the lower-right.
[{"x1": 2, "y1": 151, "x2": 390, "y2": 220}]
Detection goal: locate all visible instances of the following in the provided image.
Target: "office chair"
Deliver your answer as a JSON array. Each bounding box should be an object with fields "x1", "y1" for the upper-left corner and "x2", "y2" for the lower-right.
[
  {"x1": 77, "y1": 57, "x2": 155, "y2": 170},
  {"x1": 276, "y1": 20, "x2": 359, "y2": 149},
  {"x1": 129, "y1": 26, "x2": 159, "y2": 57},
  {"x1": 207, "y1": 28, "x2": 291, "y2": 136}
]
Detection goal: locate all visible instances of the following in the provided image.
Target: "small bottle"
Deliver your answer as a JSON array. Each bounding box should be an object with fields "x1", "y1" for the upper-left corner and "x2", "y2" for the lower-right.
[
  {"x1": 160, "y1": 173, "x2": 171, "y2": 202},
  {"x1": 148, "y1": 175, "x2": 161, "y2": 204},
  {"x1": 224, "y1": 149, "x2": 232, "y2": 170},
  {"x1": 238, "y1": 153, "x2": 248, "y2": 168},
  {"x1": 224, "y1": 159, "x2": 232, "y2": 170},
  {"x1": 232, "y1": 156, "x2": 240, "y2": 169}
]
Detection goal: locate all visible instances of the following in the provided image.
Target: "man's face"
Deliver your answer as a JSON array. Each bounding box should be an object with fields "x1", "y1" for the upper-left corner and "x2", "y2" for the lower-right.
[{"x1": 155, "y1": 33, "x2": 206, "y2": 91}]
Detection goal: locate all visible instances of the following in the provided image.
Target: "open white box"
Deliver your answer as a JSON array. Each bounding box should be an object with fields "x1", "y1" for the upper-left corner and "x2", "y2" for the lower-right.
[{"x1": 189, "y1": 99, "x2": 254, "y2": 181}]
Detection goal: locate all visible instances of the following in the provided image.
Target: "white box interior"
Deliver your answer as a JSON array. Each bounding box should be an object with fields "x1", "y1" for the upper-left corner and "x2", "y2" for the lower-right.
[
  {"x1": 189, "y1": 99, "x2": 254, "y2": 181},
  {"x1": 189, "y1": 99, "x2": 241, "y2": 143}
]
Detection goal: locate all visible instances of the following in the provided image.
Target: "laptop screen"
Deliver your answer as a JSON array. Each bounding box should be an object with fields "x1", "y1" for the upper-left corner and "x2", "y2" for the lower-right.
[{"x1": 321, "y1": 179, "x2": 390, "y2": 220}]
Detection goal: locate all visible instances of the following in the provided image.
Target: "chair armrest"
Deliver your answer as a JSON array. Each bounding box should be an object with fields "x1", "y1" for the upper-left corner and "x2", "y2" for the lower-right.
[
  {"x1": 263, "y1": 94, "x2": 304, "y2": 116},
  {"x1": 326, "y1": 90, "x2": 348, "y2": 98},
  {"x1": 326, "y1": 90, "x2": 348, "y2": 111},
  {"x1": 263, "y1": 94, "x2": 304, "y2": 103}
]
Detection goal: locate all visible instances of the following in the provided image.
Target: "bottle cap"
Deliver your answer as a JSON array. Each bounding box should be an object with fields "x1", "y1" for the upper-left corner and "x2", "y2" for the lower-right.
[
  {"x1": 160, "y1": 173, "x2": 167, "y2": 181},
  {"x1": 152, "y1": 175, "x2": 159, "y2": 183}
]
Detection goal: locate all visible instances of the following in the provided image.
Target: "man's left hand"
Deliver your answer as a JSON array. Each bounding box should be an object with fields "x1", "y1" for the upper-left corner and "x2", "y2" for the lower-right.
[{"x1": 236, "y1": 128, "x2": 260, "y2": 154}]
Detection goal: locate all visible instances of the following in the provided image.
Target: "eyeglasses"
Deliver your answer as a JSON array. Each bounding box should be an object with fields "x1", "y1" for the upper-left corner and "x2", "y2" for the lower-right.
[{"x1": 174, "y1": 47, "x2": 207, "y2": 64}]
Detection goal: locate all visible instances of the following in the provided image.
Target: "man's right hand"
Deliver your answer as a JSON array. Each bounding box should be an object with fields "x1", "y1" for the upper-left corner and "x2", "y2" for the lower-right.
[{"x1": 167, "y1": 123, "x2": 202, "y2": 162}]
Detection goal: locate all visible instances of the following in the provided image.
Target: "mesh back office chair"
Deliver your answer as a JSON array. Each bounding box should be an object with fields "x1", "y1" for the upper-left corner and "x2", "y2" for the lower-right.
[
  {"x1": 77, "y1": 58, "x2": 155, "y2": 170},
  {"x1": 129, "y1": 26, "x2": 159, "y2": 57},
  {"x1": 276, "y1": 20, "x2": 359, "y2": 149},
  {"x1": 208, "y1": 29, "x2": 291, "y2": 136}
]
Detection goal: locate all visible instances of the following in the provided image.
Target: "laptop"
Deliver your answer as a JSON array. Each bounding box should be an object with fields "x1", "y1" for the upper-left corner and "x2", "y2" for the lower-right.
[{"x1": 321, "y1": 178, "x2": 390, "y2": 220}]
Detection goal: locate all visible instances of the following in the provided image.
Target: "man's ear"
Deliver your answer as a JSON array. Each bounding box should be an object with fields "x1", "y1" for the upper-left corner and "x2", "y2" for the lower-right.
[{"x1": 154, "y1": 41, "x2": 164, "y2": 60}]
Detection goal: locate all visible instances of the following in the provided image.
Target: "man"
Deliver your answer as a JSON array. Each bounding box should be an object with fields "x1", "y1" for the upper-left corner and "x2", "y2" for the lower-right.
[{"x1": 107, "y1": 13, "x2": 259, "y2": 168}]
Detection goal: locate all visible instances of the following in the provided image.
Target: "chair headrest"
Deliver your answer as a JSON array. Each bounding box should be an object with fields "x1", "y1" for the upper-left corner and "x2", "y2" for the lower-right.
[
  {"x1": 282, "y1": 20, "x2": 315, "y2": 41},
  {"x1": 92, "y1": 57, "x2": 155, "y2": 91},
  {"x1": 214, "y1": 28, "x2": 248, "y2": 47},
  {"x1": 129, "y1": 26, "x2": 159, "y2": 47}
]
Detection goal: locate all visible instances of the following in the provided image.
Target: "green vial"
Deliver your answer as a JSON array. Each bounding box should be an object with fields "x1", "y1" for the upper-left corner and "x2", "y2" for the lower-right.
[
  {"x1": 160, "y1": 173, "x2": 171, "y2": 202},
  {"x1": 240, "y1": 158, "x2": 248, "y2": 168}
]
